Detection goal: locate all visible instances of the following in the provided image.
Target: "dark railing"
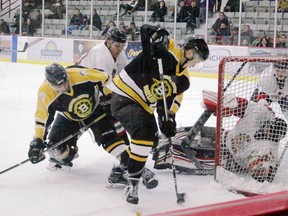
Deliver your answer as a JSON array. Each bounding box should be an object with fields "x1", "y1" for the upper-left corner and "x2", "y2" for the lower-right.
[{"x1": 1, "y1": 0, "x2": 19, "y2": 17}]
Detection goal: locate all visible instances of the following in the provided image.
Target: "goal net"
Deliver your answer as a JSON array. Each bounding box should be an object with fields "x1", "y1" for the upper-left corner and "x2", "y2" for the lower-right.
[{"x1": 215, "y1": 56, "x2": 288, "y2": 195}]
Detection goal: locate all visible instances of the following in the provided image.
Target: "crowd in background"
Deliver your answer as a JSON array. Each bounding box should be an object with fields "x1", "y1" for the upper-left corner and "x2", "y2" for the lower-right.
[{"x1": 0, "y1": 0, "x2": 287, "y2": 47}]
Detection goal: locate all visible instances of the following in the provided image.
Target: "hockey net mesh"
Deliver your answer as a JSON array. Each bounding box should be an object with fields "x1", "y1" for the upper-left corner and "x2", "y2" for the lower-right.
[{"x1": 215, "y1": 56, "x2": 288, "y2": 195}]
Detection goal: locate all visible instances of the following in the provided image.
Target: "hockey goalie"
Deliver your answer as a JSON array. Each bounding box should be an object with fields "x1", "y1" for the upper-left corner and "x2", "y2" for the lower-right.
[
  {"x1": 153, "y1": 89, "x2": 288, "y2": 182},
  {"x1": 204, "y1": 89, "x2": 287, "y2": 183}
]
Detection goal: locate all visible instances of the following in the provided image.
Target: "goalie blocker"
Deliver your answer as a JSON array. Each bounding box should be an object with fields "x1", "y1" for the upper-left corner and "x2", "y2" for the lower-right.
[{"x1": 153, "y1": 126, "x2": 215, "y2": 175}]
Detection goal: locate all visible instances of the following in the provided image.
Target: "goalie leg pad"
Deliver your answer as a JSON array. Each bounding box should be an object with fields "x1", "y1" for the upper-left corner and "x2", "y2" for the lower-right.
[{"x1": 153, "y1": 138, "x2": 215, "y2": 175}]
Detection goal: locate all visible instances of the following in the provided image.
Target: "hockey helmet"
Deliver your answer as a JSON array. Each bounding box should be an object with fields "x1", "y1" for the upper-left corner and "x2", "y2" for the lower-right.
[
  {"x1": 106, "y1": 27, "x2": 127, "y2": 43},
  {"x1": 45, "y1": 63, "x2": 68, "y2": 86},
  {"x1": 273, "y1": 61, "x2": 288, "y2": 70},
  {"x1": 255, "y1": 117, "x2": 287, "y2": 142},
  {"x1": 183, "y1": 37, "x2": 209, "y2": 61}
]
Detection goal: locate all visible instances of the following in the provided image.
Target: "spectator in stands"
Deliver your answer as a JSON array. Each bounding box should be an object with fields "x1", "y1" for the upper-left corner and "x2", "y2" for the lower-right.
[
  {"x1": 0, "y1": 19, "x2": 10, "y2": 35},
  {"x1": 185, "y1": 1, "x2": 200, "y2": 33},
  {"x1": 126, "y1": 21, "x2": 140, "y2": 41},
  {"x1": 199, "y1": 0, "x2": 206, "y2": 24},
  {"x1": 216, "y1": 22, "x2": 230, "y2": 37},
  {"x1": 23, "y1": 0, "x2": 35, "y2": 13},
  {"x1": 210, "y1": 12, "x2": 229, "y2": 35},
  {"x1": 215, "y1": 0, "x2": 222, "y2": 12},
  {"x1": 33, "y1": 9, "x2": 42, "y2": 28},
  {"x1": 277, "y1": 34, "x2": 287, "y2": 48},
  {"x1": 148, "y1": 0, "x2": 158, "y2": 11},
  {"x1": 215, "y1": 35, "x2": 223, "y2": 45},
  {"x1": 241, "y1": 24, "x2": 254, "y2": 38},
  {"x1": 100, "y1": 20, "x2": 116, "y2": 39},
  {"x1": 240, "y1": 37, "x2": 251, "y2": 46},
  {"x1": 67, "y1": 8, "x2": 84, "y2": 34},
  {"x1": 173, "y1": 0, "x2": 188, "y2": 22},
  {"x1": 150, "y1": 0, "x2": 168, "y2": 22},
  {"x1": 90, "y1": 9, "x2": 102, "y2": 31},
  {"x1": 224, "y1": 0, "x2": 244, "y2": 12},
  {"x1": 256, "y1": 37, "x2": 271, "y2": 47},
  {"x1": 51, "y1": 0, "x2": 65, "y2": 19},
  {"x1": 229, "y1": 26, "x2": 239, "y2": 45},
  {"x1": 22, "y1": 18, "x2": 35, "y2": 36},
  {"x1": 278, "y1": 0, "x2": 288, "y2": 13},
  {"x1": 80, "y1": 15, "x2": 89, "y2": 30},
  {"x1": 120, "y1": 0, "x2": 145, "y2": 16},
  {"x1": 119, "y1": 21, "x2": 128, "y2": 33}
]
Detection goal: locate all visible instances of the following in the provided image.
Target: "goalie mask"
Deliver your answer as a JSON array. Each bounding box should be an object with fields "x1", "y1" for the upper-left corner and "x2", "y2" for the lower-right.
[{"x1": 254, "y1": 117, "x2": 287, "y2": 142}]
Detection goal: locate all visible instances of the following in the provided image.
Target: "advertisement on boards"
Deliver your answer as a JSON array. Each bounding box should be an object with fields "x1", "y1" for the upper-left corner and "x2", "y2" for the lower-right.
[{"x1": 24, "y1": 37, "x2": 74, "y2": 63}]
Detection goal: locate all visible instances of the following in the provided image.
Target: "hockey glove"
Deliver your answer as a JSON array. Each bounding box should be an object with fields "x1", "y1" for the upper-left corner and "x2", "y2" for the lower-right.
[
  {"x1": 150, "y1": 28, "x2": 170, "y2": 59},
  {"x1": 28, "y1": 138, "x2": 46, "y2": 164},
  {"x1": 158, "y1": 111, "x2": 176, "y2": 138}
]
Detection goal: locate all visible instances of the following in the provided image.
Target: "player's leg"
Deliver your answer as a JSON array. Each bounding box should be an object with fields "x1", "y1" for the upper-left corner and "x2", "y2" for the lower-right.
[{"x1": 46, "y1": 115, "x2": 80, "y2": 170}]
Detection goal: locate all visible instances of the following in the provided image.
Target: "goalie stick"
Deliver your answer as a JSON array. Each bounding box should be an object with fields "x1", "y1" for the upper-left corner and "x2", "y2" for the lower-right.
[
  {"x1": 0, "y1": 119, "x2": 96, "y2": 175},
  {"x1": 0, "y1": 42, "x2": 29, "y2": 53},
  {"x1": 158, "y1": 58, "x2": 185, "y2": 204},
  {"x1": 181, "y1": 61, "x2": 248, "y2": 168}
]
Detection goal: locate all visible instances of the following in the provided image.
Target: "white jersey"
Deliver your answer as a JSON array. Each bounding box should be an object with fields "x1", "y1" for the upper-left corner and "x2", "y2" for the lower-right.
[
  {"x1": 258, "y1": 67, "x2": 288, "y2": 102},
  {"x1": 225, "y1": 100, "x2": 278, "y2": 167},
  {"x1": 80, "y1": 41, "x2": 128, "y2": 82}
]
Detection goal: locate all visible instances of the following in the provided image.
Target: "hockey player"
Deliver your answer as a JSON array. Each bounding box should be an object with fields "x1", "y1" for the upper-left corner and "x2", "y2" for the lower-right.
[
  {"x1": 255, "y1": 61, "x2": 288, "y2": 118},
  {"x1": 79, "y1": 27, "x2": 158, "y2": 189},
  {"x1": 79, "y1": 27, "x2": 128, "y2": 80},
  {"x1": 28, "y1": 63, "x2": 128, "y2": 172},
  {"x1": 202, "y1": 89, "x2": 287, "y2": 182},
  {"x1": 108, "y1": 24, "x2": 209, "y2": 204}
]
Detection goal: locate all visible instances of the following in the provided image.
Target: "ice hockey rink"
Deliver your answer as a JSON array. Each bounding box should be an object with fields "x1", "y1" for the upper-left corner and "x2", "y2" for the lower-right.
[{"x1": 0, "y1": 61, "x2": 269, "y2": 216}]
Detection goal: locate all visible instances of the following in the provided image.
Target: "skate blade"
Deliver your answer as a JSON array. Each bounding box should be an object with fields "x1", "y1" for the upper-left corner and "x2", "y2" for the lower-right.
[
  {"x1": 106, "y1": 183, "x2": 127, "y2": 189},
  {"x1": 144, "y1": 179, "x2": 159, "y2": 189},
  {"x1": 46, "y1": 163, "x2": 71, "y2": 172}
]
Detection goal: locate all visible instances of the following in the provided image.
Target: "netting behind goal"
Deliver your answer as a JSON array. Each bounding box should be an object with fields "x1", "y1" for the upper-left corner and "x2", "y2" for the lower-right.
[{"x1": 215, "y1": 56, "x2": 288, "y2": 195}]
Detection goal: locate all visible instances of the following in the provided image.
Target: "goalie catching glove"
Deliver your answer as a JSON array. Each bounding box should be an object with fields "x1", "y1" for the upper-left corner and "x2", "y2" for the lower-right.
[
  {"x1": 28, "y1": 138, "x2": 46, "y2": 164},
  {"x1": 158, "y1": 110, "x2": 176, "y2": 137}
]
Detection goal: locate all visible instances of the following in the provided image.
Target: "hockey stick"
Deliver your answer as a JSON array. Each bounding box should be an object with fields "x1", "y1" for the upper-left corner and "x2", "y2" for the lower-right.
[
  {"x1": 0, "y1": 42, "x2": 29, "y2": 53},
  {"x1": 0, "y1": 119, "x2": 97, "y2": 175},
  {"x1": 181, "y1": 61, "x2": 248, "y2": 168},
  {"x1": 158, "y1": 58, "x2": 185, "y2": 204}
]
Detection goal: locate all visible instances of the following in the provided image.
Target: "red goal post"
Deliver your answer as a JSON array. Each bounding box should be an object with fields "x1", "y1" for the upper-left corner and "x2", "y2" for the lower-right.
[{"x1": 215, "y1": 56, "x2": 288, "y2": 195}]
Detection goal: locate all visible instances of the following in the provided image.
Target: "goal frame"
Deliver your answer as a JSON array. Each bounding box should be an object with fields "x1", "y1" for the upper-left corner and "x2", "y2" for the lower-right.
[{"x1": 215, "y1": 56, "x2": 288, "y2": 196}]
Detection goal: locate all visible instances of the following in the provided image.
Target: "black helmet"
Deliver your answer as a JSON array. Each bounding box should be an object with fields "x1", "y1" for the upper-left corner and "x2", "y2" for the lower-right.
[
  {"x1": 106, "y1": 27, "x2": 127, "y2": 43},
  {"x1": 183, "y1": 37, "x2": 209, "y2": 60},
  {"x1": 45, "y1": 63, "x2": 68, "y2": 86}
]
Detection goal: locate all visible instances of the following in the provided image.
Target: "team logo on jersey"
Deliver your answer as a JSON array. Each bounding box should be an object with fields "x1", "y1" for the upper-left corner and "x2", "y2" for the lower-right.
[
  {"x1": 144, "y1": 76, "x2": 176, "y2": 103},
  {"x1": 69, "y1": 94, "x2": 93, "y2": 118}
]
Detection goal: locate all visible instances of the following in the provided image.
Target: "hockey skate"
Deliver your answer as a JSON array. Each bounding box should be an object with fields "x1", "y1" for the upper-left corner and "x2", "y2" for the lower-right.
[
  {"x1": 123, "y1": 178, "x2": 139, "y2": 205},
  {"x1": 141, "y1": 168, "x2": 158, "y2": 189},
  {"x1": 107, "y1": 165, "x2": 128, "y2": 187}
]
